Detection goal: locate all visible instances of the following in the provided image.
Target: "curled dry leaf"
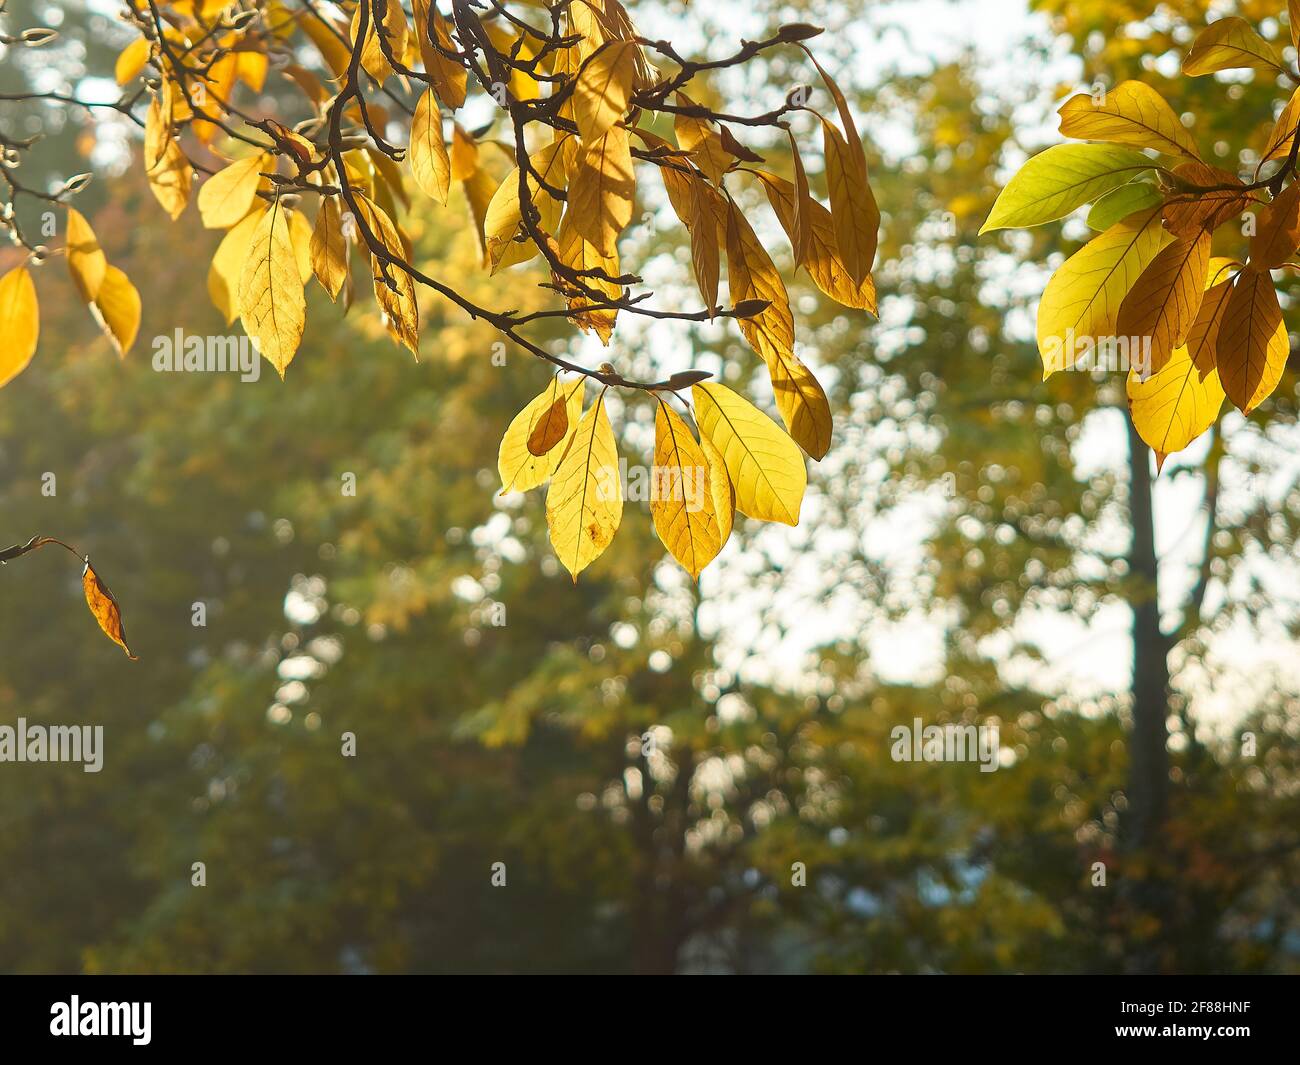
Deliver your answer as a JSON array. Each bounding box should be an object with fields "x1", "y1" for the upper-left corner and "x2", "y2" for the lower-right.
[{"x1": 82, "y1": 560, "x2": 137, "y2": 660}]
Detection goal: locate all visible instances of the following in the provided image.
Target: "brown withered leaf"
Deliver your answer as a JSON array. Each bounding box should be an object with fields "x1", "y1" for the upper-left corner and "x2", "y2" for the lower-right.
[
  {"x1": 82, "y1": 559, "x2": 137, "y2": 660},
  {"x1": 527, "y1": 396, "x2": 570, "y2": 456},
  {"x1": 1162, "y1": 162, "x2": 1252, "y2": 238}
]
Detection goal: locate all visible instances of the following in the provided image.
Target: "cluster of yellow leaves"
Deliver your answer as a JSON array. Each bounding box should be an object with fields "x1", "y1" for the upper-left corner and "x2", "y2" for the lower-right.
[
  {"x1": 499, "y1": 375, "x2": 804, "y2": 580},
  {"x1": 983, "y1": 8, "x2": 1300, "y2": 467},
  {"x1": 0, "y1": 206, "x2": 142, "y2": 388}
]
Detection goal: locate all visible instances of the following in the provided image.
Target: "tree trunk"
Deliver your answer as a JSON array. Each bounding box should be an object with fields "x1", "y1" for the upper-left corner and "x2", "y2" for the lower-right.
[{"x1": 1122, "y1": 415, "x2": 1172, "y2": 970}]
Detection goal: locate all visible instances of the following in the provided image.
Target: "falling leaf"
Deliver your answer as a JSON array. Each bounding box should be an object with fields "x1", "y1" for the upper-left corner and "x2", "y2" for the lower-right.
[{"x1": 82, "y1": 560, "x2": 137, "y2": 660}]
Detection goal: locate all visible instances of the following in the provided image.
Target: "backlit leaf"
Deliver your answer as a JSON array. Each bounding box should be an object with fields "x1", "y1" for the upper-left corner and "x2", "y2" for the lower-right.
[
  {"x1": 691, "y1": 381, "x2": 806, "y2": 526},
  {"x1": 1216, "y1": 267, "x2": 1289, "y2": 413},
  {"x1": 0, "y1": 265, "x2": 39, "y2": 388},
  {"x1": 499, "y1": 376, "x2": 586, "y2": 493},
  {"x1": 197, "y1": 153, "x2": 269, "y2": 230},
  {"x1": 651, "y1": 402, "x2": 723, "y2": 579},
  {"x1": 82, "y1": 560, "x2": 137, "y2": 660},
  {"x1": 90, "y1": 265, "x2": 142, "y2": 357},
  {"x1": 981, "y1": 143, "x2": 1154, "y2": 233},
  {"x1": 546, "y1": 391, "x2": 623, "y2": 580},
  {"x1": 238, "y1": 199, "x2": 306, "y2": 378},
  {"x1": 1057, "y1": 81, "x2": 1201, "y2": 161},
  {"x1": 66, "y1": 206, "x2": 106, "y2": 303}
]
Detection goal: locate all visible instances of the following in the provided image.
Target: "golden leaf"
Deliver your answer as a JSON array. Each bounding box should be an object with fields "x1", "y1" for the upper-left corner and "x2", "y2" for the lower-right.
[
  {"x1": 725, "y1": 200, "x2": 832, "y2": 459},
  {"x1": 410, "y1": 89, "x2": 451, "y2": 205},
  {"x1": 820, "y1": 115, "x2": 878, "y2": 287},
  {"x1": 1057, "y1": 81, "x2": 1201, "y2": 161},
  {"x1": 354, "y1": 194, "x2": 420, "y2": 356},
  {"x1": 553, "y1": 211, "x2": 621, "y2": 343},
  {"x1": 691, "y1": 381, "x2": 806, "y2": 526},
  {"x1": 1162, "y1": 162, "x2": 1250, "y2": 239},
  {"x1": 197, "y1": 153, "x2": 269, "y2": 230},
  {"x1": 0, "y1": 265, "x2": 39, "y2": 388},
  {"x1": 1183, "y1": 16, "x2": 1284, "y2": 77},
  {"x1": 1116, "y1": 231, "x2": 1211, "y2": 377},
  {"x1": 574, "y1": 40, "x2": 637, "y2": 144},
  {"x1": 115, "y1": 37, "x2": 151, "y2": 85},
  {"x1": 1250, "y1": 181, "x2": 1300, "y2": 269},
  {"x1": 1187, "y1": 259, "x2": 1240, "y2": 379},
  {"x1": 568, "y1": 124, "x2": 635, "y2": 257},
  {"x1": 484, "y1": 137, "x2": 569, "y2": 273},
  {"x1": 1037, "y1": 208, "x2": 1170, "y2": 377},
  {"x1": 651, "y1": 402, "x2": 723, "y2": 579},
  {"x1": 310, "y1": 197, "x2": 348, "y2": 301},
  {"x1": 412, "y1": 0, "x2": 467, "y2": 109},
  {"x1": 700, "y1": 433, "x2": 735, "y2": 552},
  {"x1": 82, "y1": 560, "x2": 137, "y2": 660},
  {"x1": 752, "y1": 169, "x2": 877, "y2": 313},
  {"x1": 144, "y1": 98, "x2": 191, "y2": 220},
  {"x1": 208, "y1": 206, "x2": 266, "y2": 324},
  {"x1": 90, "y1": 265, "x2": 142, "y2": 358},
  {"x1": 546, "y1": 391, "x2": 623, "y2": 580},
  {"x1": 1216, "y1": 267, "x2": 1289, "y2": 414},
  {"x1": 1127, "y1": 345, "x2": 1225, "y2": 459},
  {"x1": 674, "y1": 92, "x2": 733, "y2": 185},
  {"x1": 527, "y1": 396, "x2": 570, "y2": 457},
  {"x1": 238, "y1": 199, "x2": 306, "y2": 378},
  {"x1": 66, "y1": 206, "x2": 106, "y2": 303},
  {"x1": 688, "y1": 175, "x2": 721, "y2": 316}
]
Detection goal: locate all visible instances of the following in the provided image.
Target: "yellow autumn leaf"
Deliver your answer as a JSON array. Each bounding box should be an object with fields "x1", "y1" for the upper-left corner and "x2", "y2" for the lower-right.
[
  {"x1": 90, "y1": 265, "x2": 142, "y2": 357},
  {"x1": 412, "y1": 0, "x2": 467, "y2": 109},
  {"x1": 546, "y1": 391, "x2": 623, "y2": 580},
  {"x1": 499, "y1": 375, "x2": 586, "y2": 493},
  {"x1": 752, "y1": 169, "x2": 877, "y2": 314},
  {"x1": 1057, "y1": 81, "x2": 1201, "y2": 161},
  {"x1": 197, "y1": 153, "x2": 269, "y2": 230},
  {"x1": 674, "y1": 92, "x2": 733, "y2": 185},
  {"x1": 0, "y1": 265, "x2": 40, "y2": 388},
  {"x1": 1183, "y1": 16, "x2": 1284, "y2": 77},
  {"x1": 568, "y1": 124, "x2": 635, "y2": 257},
  {"x1": 1116, "y1": 231, "x2": 1211, "y2": 378},
  {"x1": 691, "y1": 381, "x2": 806, "y2": 526},
  {"x1": 1037, "y1": 208, "x2": 1170, "y2": 377},
  {"x1": 1187, "y1": 259, "x2": 1240, "y2": 379},
  {"x1": 310, "y1": 197, "x2": 348, "y2": 301},
  {"x1": 144, "y1": 98, "x2": 191, "y2": 220},
  {"x1": 350, "y1": 0, "x2": 406, "y2": 84},
  {"x1": 700, "y1": 434, "x2": 735, "y2": 552},
  {"x1": 66, "y1": 206, "x2": 106, "y2": 303},
  {"x1": 553, "y1": 211, "x2": 621, "y2": 343},
  {"x1": 574, "y1": 40, "x2": 637, "y2": 144},
  {"x1": 725, "y1": 200, "x2": 832, "y2": 459},
  {"x1": 353, "y1": 194, "x2": 420, "y2": 356},
  {"x1": 1216, "y1": 267, "x2": 1289, "y2": 414},
  {"x1": 409, "y1": 89, "x2": 451, "y2": 205},
  {"x1": 688, "y1": 176, "x2": 721, "y2": 317},
  {"x1": 115, "y1": 36, "x2": 150, "y2": 85},
  {"x1": 651, "y1": 402, "x2": 723, "y2": 579},
  {"x1": 287, "y1": 207, "x2": 314, "y2": 283},
  {"x1": 238, "y1": 199, "x2": 306, "y2": 378},
  {"x1": 484, "y1": 137, "x2": 569, "y2": 273},
  {"x1": 208, "y1": 206, "x2": 266, "y2": 324},
  {"x1": 820, "y1": 116, "x2": 878, "y2": 287},
  {"x1": 82, "y1": 560, "x2": 137, "y2": 660},
  {"x1": 1127, "y1": 345, "x2": 1225, "y2": 460},
  {"x1": 1250, "y1": 181, "x2": 1300, "y2": 270}
]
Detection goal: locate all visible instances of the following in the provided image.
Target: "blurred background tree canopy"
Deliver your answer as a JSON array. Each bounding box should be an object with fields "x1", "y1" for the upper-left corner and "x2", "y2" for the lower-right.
[{"x1": 0, "y1": 0, "x2": 1296, "y2": 973}]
